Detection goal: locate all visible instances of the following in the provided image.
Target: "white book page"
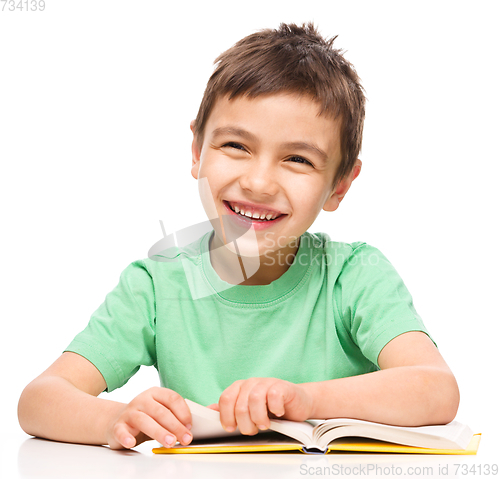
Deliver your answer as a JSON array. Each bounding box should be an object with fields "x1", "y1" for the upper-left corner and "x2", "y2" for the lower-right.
[
  {"x1": 268, "y1": 418, "x2": 315, "y2": 446},
  {"x1": 186, "y1": 399, "x2": 242, "y2": 440},
  {"x1": 311, "y1": 418, "x2": 473, "y2": 450}
]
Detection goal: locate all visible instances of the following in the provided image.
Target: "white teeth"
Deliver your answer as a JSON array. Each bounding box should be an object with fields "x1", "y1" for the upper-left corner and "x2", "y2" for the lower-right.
[{"x1": 229, "y1": 202, "x2": 279, "y2": 221}]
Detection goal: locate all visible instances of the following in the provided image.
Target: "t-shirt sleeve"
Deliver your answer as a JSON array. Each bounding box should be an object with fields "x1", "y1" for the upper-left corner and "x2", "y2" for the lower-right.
[
  {"x1": 64, "y1": 260, "x2": 156, "y2": 392},
  {"x1": 335, "y1": 243, "x2": 436, "y2": 368}
]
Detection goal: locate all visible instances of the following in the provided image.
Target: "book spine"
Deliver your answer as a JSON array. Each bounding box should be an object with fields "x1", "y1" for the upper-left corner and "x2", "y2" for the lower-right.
[{"x1": 302, "y1": 446, "x2": 328, "y2": 455}]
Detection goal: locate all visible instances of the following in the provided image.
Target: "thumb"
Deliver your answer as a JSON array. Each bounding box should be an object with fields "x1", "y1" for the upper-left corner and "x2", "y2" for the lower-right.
[{"x1": 206, "y1": 403, "x2": 220, "y2": 411}]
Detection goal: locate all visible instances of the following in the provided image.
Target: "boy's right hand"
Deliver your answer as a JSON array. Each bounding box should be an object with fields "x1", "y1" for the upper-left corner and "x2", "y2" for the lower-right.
[{"x1": 106, "y1": 387, "x2": 193, "y2": 450}]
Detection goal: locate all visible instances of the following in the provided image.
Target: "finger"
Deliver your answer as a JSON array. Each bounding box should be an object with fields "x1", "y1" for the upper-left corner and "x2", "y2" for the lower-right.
[
  {"x1": 142, "y1": 399, "x2": 193, "y2": 446},
  {"x1": 247, "y1": 383, "x2": 272, "y2": 430},
  {"x1": 126, "y1": 409, "x2": 182, "y2": 448},
  {"x1": 218, "y1": 381, "x2": 243, "y2": 432},
  {"x1": 233, "y1": 381, "x2": 261, "y2": 436},
  {"x1": 206, "y1": 403, "x2": 220, "y2": 411},
  {"x1": 267, "y1": 383, "x2": 288, "y2": 418},
  {"x1": 151, "y1": 387, "x2": 192, "y2": 429},
  {"x1": 112, "y1": 422, "x2": 139, "y2": 449}
]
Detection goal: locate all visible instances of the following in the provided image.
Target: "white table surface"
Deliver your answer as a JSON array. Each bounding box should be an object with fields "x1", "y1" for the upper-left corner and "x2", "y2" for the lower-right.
[{"x1": 4, "y1": 427, "x2": 496, "y2": 479}]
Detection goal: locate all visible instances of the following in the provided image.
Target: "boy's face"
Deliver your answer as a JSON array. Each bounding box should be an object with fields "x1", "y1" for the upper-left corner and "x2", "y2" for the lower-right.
[{"x1": 191, "y1": 92, "x2": 357, "y2": 259}]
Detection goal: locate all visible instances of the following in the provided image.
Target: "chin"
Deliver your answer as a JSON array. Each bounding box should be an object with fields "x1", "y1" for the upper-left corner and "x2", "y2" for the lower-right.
[{"x1": 221, "y1": 235, "x2": 261, "y2": 258}]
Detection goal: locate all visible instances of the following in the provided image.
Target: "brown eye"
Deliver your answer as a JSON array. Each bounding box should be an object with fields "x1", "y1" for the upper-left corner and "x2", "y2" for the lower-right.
[
  {"x1": 288, "y1": 156, "x2": 313, "y2": 166},
  {"x1": 222, "y1": 142, "x2": 246, "y2": 151}
]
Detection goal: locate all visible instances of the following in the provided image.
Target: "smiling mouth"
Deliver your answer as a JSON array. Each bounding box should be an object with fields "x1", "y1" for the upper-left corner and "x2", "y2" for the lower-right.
[{"x1": 223, "y1": 201, "x2": 285, "y2": 222}]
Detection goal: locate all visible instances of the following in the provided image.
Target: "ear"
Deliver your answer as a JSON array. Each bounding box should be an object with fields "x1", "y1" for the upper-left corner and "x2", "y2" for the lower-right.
[
  {"x1": 323, "y1": 159, "x2": 362, "y2": 212},
  {"x1": 190, "y1": 120, "x2": 201, "y2": 180}
]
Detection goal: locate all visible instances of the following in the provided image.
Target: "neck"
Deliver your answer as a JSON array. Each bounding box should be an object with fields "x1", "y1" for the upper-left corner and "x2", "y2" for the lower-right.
[{"x1": 209, "y1": 232, "x2": 300, "y2": 286}]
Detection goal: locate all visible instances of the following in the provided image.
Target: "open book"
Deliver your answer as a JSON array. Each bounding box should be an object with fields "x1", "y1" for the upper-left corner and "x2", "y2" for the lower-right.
[{"x1": 153, "y1": 399, "x2": 481, "y2": 455}]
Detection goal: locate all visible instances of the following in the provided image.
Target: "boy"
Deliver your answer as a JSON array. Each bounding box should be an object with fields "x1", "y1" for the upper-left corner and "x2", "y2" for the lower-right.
[{"x1": 18, "y1": 23, "x2": 459, "y2": 451}]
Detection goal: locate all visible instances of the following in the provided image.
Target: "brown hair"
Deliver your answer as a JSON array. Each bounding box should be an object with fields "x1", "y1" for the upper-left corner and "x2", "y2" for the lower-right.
[{"x1": 193, "y1": 22, "x2": 366, "y2": 188}]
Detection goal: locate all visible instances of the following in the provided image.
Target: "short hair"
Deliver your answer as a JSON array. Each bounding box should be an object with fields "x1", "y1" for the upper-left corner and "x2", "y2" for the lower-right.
[{"x1": 193, "y1": 22, "x2": 366, "y2": 189}]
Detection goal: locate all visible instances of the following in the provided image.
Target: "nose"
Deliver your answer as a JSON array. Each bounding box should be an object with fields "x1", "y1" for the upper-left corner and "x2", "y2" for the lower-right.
[{"x1": 238, "y1": 156, "x2": 280, "y2": 197}]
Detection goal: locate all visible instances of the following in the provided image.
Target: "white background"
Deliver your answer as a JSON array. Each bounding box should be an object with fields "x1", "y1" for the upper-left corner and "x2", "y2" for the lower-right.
[{"x1": 1, "y1": 0, "x2": 499, "y2": 477}]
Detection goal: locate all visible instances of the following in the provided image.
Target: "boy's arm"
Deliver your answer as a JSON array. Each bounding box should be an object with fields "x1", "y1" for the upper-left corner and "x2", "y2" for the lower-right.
[
  {"x1": 302, "y1": 331, "x2": 460, "y2": 425},
  {"x1": 215, "y1": 332, "x2": 460, "y2": 434},
  {"x1": 18, "y1": 352, "x2": 193, "y2": 449}
]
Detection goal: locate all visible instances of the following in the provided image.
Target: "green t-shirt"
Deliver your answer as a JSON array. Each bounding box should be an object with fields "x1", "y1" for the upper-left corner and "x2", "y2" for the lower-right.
[{"x1": 65, "y1": 231, "x2": 433, "y2": 406}]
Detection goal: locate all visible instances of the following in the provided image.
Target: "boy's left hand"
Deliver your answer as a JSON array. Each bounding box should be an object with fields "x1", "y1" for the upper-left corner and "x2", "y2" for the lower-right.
[{"x1": 207, "y1": 378, "x2": 314, "y2": 435}]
